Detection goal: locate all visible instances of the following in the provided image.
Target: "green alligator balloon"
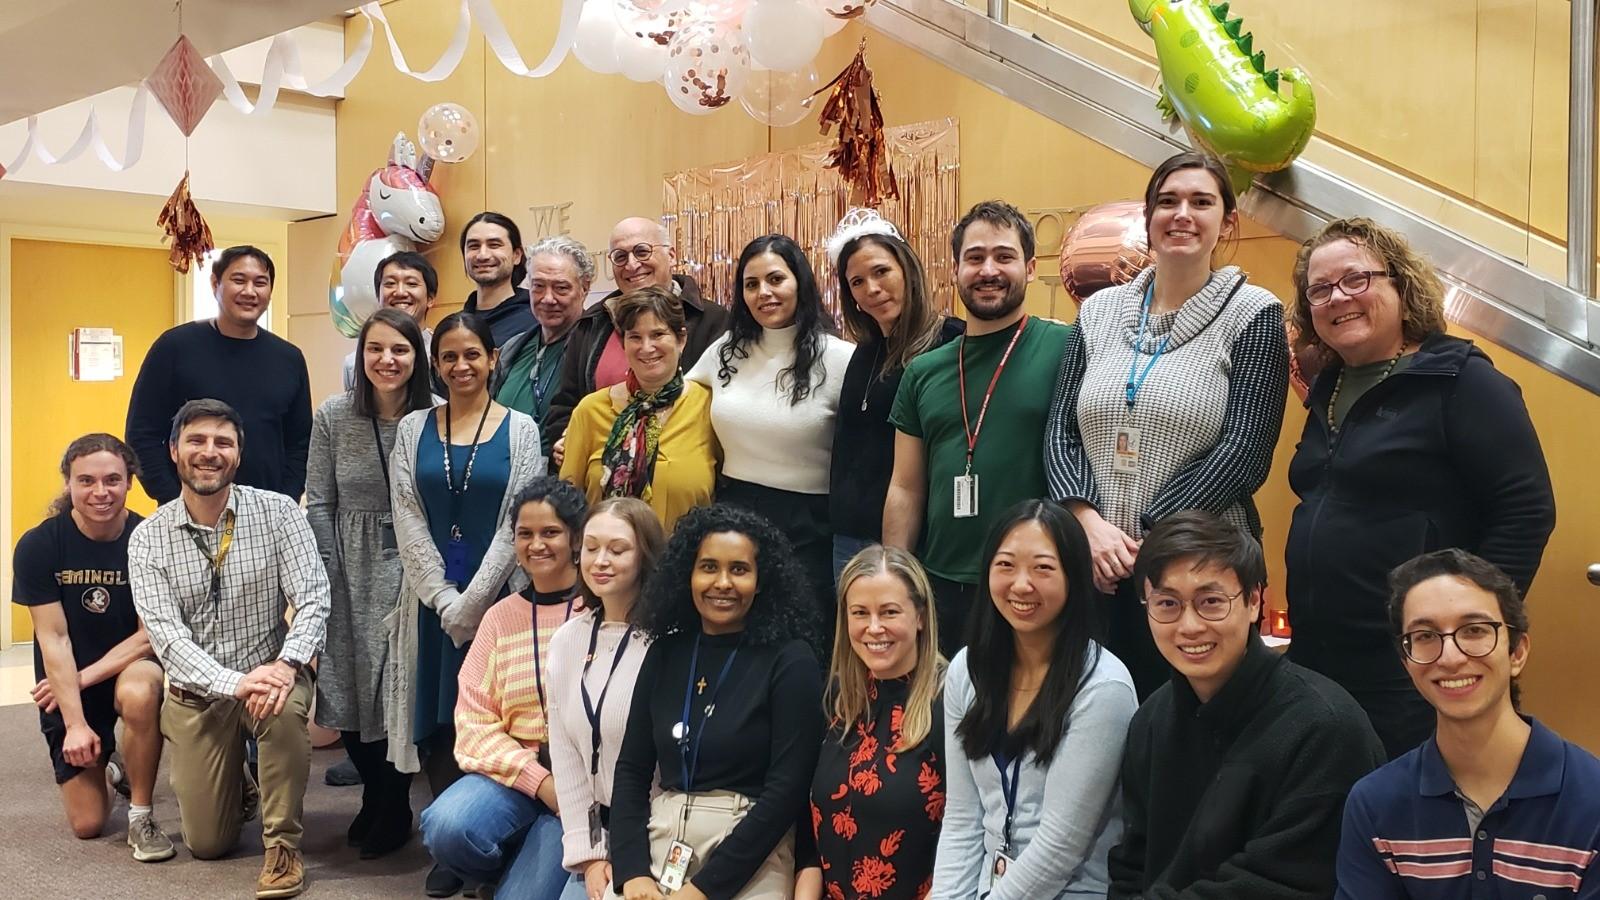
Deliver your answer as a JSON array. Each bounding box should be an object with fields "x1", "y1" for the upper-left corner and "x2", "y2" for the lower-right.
[{"x1": 1130, "y1": 0, "x2": 1316, "y2": 193}]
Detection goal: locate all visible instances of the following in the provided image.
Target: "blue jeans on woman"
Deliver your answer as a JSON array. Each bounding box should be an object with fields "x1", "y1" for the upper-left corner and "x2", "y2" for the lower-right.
[
  {"x1": 832, "y1": 534, "x2": 876, "y2": 584},
  {"x1": 421, "y1": 773, "x2": 572, "y2": 900}
]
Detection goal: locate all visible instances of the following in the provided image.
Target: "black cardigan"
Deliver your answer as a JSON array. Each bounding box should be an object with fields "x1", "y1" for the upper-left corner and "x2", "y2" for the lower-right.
[
  {"x1": 1107, "y1": 637, "x2": 1386, "y2": 899},
  {"x1": 1284, "y1": 333, "x2": 1555, "y2": 690}
]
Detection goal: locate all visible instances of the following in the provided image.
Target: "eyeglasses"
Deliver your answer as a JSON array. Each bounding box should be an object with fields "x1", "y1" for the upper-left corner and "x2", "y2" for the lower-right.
[
  {"x1": 609, "y1": 243, "x2": 663, "y2": 267},
  {"x1": 1304, "y1": 270, "x2": 1391, "y2": 306},
  {"x1": 1400, "y1": 621, "x2": 1509, "y2": 665},
  {"x1": 1142, "y1": 588, "x2": 1244, "y2": 624}
]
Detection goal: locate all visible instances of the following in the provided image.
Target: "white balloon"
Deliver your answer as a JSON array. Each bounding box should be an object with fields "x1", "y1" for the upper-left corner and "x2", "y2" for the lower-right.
[
  {"x1": 744, "y1": 0, "x2": 825, "y2": 72},
  {"x1": 740, "y1": 65, "x2": 819, "y2": 126},
  {"x1": 613, "y1": 0, "x2": 685, "y2": 15},
  {"x1": 615, "y1": 30, "x2": 670, "y2": 81},
  {"x1": 663, "y1": 19, "x2": 750, "y2": 115},
  {"x1": 574, "y1": 0, "x2": 624, "y2": 74}
]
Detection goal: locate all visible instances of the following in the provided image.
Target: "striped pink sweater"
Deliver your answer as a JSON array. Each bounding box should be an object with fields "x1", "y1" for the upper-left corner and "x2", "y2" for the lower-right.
[{"x1": 453, "y1": 592, "x2": 576, "y2": 798}]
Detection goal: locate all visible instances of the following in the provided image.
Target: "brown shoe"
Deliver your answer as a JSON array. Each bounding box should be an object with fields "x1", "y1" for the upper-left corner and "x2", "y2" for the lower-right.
[{"x1": 256, "y1": 845, "x2": 305, "y2": 899}]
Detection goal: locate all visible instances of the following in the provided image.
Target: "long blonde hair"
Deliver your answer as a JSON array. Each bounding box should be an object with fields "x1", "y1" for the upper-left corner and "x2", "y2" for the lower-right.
[{"x1": 827, "y1": 545, "x2": 944, "y2": 751}]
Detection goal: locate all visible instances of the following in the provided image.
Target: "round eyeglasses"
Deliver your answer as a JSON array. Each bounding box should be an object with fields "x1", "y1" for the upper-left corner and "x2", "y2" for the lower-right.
[
  {"x1": 1400, "y1": 621, "x2": 1508, "y2": 665},
  {"x1": 1304, "y1": 270, "x2": 1391, "y2": 306},
  {"x1": 1142, "y1": 589, "x2": 1244, "y2": 625},
  {"x1": 608, "y1": 243, "x2": 661, "y2": 267}
]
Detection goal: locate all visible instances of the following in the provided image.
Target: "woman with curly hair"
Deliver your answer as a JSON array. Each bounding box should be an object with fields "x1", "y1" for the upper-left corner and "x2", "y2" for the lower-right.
[
  {"x1": 609, "y1": 504, "x2": 824, "y2": 900},
  {"x1": 1285, "y1": 217, "x2": 1554, "y2": 759},
  {"x1": 686, "y1": 235, "x2": 855, "y2": 630}
]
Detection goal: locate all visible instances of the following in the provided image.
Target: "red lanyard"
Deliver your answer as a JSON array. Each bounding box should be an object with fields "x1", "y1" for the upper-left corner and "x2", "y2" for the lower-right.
[{"x1": 958, "y1": 315, "x2": 1029, "y2": 472}]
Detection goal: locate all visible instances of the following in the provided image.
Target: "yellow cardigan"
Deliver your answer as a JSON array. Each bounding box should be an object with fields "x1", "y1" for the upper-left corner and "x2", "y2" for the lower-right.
[{"x1": 559, "y1": 381, "x2": 718, "y2": 532}]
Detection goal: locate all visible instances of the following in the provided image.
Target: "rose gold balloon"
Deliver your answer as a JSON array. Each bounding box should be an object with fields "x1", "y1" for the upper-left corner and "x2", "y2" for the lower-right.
[
  {"x1": 1058, "y1": 200, "x2": 1153, "y2": 306},
  {"x1": 1285, "y1": 320, "x2": 1336, "y2": 402}
]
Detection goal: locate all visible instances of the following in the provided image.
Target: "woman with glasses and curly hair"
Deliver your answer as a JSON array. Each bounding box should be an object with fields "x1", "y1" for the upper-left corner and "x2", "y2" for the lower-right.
[
  {"x1": 608, "y1": 504, "x2": 823, "y2": 900},
  {"x1": 1285, "y1": 217, "x2": 1555, "y2": 760}
]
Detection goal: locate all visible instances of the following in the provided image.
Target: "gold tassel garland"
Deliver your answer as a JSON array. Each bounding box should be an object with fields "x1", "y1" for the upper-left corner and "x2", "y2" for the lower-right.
[
  {"x1": 814, "y1": 39, "x2": 898, "y2": 208},
  {"x1": 157, "y1": 170, "x2": 214, "y2": 274}
]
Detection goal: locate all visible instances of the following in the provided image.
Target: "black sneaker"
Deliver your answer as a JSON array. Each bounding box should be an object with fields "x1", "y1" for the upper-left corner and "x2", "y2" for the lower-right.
[
  {"x1": 324, "y1": 758, "x2": 362, "y2": 787},
  {"x1": 424, "y1": 864, "x2": 463, "y2": 898}
]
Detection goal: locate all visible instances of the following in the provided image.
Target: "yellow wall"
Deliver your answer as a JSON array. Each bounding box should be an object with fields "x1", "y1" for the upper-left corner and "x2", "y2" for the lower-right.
[
  {"x1": 6, "y1": 239, "x2": 175, "y2": 642},
  {"x1": 327, "y1": 2, "x2": 1599, "y2": 750}
]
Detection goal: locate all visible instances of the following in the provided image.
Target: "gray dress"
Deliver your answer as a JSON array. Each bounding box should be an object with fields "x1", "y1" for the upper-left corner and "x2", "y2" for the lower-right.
[{"x1": 307, "y1": 392, "x2": 403, "y2": 739}]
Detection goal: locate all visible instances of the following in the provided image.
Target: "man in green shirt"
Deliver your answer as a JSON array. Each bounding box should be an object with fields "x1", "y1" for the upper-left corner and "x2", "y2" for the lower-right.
[
  {"x1": 886, "y1": 200, "x2": 1071, "y2": 654},
  {"x1": 491, "y1": 235, "x2": 594, "y2": 454}
]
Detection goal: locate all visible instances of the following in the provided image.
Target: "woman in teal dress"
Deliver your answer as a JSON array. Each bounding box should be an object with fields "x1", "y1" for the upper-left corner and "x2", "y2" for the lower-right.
[{"x1": 388, "y1": 311, "x2": 546, "y2": 896}]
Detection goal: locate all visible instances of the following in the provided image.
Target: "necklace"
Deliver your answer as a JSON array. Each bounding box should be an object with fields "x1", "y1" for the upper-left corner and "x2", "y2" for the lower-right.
[
  {"x1": 860, "y1": 341, "x2": 885, "y2": 412},
  {"x1": 1327, "y1": 343, "x2": 1406, "y2": 434}
]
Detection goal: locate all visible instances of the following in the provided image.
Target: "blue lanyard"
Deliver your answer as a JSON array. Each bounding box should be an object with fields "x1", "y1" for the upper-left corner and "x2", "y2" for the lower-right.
[
  {"x1": 530, "y1": 592, "x2": 577, "y2": 713},
  {"x1": 992, "y1": 750, "x2": 1023, "y2": 852},
  {"x1": 1125, "y1": 280, "x2": 1172, "y2": 410},
  {"x1": 678, "y1": 633, "x2": 741, "y2": 792}
]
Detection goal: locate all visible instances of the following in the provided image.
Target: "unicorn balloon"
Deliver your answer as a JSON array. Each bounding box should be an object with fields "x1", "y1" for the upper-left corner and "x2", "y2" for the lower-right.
[{"x1": 329, "y1": 132, "x2": 446, "y2": 337}]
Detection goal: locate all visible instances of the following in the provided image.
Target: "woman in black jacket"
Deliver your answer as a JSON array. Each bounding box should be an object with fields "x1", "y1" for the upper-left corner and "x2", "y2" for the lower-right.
[{"x1": 1284, "y1": 217, "x2": 1555, "y2": 760}]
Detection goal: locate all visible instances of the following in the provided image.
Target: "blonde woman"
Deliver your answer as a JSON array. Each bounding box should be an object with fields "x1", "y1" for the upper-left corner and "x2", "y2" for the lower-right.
[{"x1": 796, "y1": 545, "x2": 946, "y2": 900}]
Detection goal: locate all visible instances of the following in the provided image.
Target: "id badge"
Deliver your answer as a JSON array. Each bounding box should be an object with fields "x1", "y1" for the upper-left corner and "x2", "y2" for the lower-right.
[
  {"x1": 443, "y1": 537, "x2": 468, "y2": 585},
  {"x1": 992, "y1": 849, "x2": 1015, "y2": 883},
  {"x1": 587, "y1": 802, "x2": 605, "y2": 848},
  {"x1": 379, "y1": 515, "x2": 397, "y2": 552},
  {"x1": 1113, "y1": 425, "x2": 1142, "y2": 475},
  {"x1": 659, "y1": 839, "x2": 694, "y2": 892},
  {"x1": 953, "y1": 473, "x2": 979, "y2": 519}
]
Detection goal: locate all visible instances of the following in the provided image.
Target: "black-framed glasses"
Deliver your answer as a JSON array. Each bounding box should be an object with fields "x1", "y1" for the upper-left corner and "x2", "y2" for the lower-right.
[
  {"x1": 1142, "y1": 588, "x2": 1245, "y2": 624},
  {"x1": 1400, "y1": 621, "x2": 1508, "y2": 665},
  {"x1": 608, "y1": 243, "x2": 662, "y2": 267},
  {"x1": 1304, "y1": 270, "x2": 1391, "y2": 306}
]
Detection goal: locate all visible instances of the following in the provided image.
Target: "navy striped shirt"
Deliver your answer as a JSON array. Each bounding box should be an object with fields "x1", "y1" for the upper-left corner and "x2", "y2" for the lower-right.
[{"x1": 1337, "y1": 717, "x2": 1600, "y2": 898}]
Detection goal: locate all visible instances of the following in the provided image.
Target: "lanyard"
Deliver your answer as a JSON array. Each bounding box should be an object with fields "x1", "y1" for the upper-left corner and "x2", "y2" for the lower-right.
[
  {"x1": 530, "y1": 338, "x2": 562, "y2": 412},
  {"x1": 678, "y1": 633, "x2": 741, "y2": 792},
  {"x1": 370, "y1": 417, "x2": 391, "y2": 492},
  {"x1": 441, "y1": 400, "x2": 493, "y2": 539},
  {"x1": 1125, "y1": 280, "x2": 1172, "y2": 410},
  {"x1": 530, "y1": 591, "x2": 577, "y2": 713},
  {"x1": 185, "y1": 509, "x2": 236, "y2": 604},
  {"x1": 580, "y1": 612, "x2": 635, "y2": 775},
  {"x1": 958, "y1": 314, "x2": 1029, "y2": 473},
  {"x1": 992, "y1": 750, "x2": 1023, "y2": 852}
]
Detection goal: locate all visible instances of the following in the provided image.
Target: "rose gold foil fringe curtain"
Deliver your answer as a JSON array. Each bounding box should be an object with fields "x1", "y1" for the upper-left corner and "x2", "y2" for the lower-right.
[{"x1": 663, "y1": 118, "x2": 960, "y2": 321}]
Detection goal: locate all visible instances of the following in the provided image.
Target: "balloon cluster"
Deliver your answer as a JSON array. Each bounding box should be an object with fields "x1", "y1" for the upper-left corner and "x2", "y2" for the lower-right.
[{"x1": 573, "y1": 0, "x2": 868, "y2": 125}]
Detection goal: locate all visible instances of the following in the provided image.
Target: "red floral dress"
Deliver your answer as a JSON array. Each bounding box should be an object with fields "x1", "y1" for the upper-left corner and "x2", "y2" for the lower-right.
[{"x1": 805, "y1": 676, "x2": 945, "y2": 900}]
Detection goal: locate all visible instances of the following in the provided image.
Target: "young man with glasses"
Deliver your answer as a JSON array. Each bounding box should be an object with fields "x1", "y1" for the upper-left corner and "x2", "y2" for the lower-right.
[
  {"x1": 491, "y1": 236, "x2": 593, "y2": 452},
  {"x1": 128, "y1": 399, "x2": 330, "y2": 898},
  {"x1": 545, "y1": 215, "x2": 728, "y2": 463},
  {"x1": 1107, "y1": 510, "x2": 1384, "y2": 899},
  {"x1": 1335, "y1": 549, "x2": 1600, "y2": 897}
]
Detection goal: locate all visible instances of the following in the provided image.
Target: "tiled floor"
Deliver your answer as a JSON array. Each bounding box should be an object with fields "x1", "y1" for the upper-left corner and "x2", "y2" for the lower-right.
[{"x1": 1, "y1": 643, "x2": 37, "y2": 707}]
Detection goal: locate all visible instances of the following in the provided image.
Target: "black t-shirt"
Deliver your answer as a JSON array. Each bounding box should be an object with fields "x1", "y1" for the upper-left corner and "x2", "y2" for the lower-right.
[{"x1": 11, "y1": 510, "x2": 144, "y2": 682}]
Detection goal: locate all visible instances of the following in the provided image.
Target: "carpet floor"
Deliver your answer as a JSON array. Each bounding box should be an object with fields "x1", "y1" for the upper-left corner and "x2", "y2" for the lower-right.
[{"x1": 0, "y1": 701, "x2": 441, "y2": 899}]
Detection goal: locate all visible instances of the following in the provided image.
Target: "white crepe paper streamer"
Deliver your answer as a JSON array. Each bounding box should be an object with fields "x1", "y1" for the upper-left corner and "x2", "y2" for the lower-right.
[{"x1": 2, "y1": 83, "x2": 148, "y2": 177}]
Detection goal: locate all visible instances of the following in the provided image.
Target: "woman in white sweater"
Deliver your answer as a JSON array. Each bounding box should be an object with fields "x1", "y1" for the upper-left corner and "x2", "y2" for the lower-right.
[
  {"x1": 546, "y1": 497, "x2": 665, "y2": 900},
  {"x1": 686, "y1": 234, "x2": 854, "y2": 636}
]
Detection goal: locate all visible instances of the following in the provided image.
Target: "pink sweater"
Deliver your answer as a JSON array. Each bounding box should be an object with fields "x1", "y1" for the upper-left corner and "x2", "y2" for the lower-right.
[
  {"x1": 453, "y1": 592, "x2": 575, "y2": 798},
  {"x1": 546, "y1": 607, "x2": 652, "y2": 871}
]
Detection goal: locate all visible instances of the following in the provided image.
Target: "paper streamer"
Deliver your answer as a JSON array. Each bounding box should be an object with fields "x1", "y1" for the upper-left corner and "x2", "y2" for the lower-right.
[{"x1": 1, "y1": 0, "x2": 582, "y2": 176}]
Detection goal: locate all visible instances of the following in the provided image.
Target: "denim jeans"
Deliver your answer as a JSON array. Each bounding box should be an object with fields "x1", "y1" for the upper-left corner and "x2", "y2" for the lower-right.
[
  {"x1": 831, "y1": 534, "x2": 877, "y2": 584},
  {"x1": 420, "y1": 773, "x2": 570, "y2": 900}
]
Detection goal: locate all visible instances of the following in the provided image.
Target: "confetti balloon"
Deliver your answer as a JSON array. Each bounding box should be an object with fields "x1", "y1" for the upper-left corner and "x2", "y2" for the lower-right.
[
  {"x1": 664, "y1": 19, "x2": 751, "y2": 115},
  {"x1": 740, "y1": 65, "x2": 819, "y2": 126},
  {"x1": 417, "y1": 103, "x2": 480, "y2": 163}
]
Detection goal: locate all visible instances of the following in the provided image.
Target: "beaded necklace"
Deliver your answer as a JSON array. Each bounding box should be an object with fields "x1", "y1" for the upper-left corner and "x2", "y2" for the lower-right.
[{"x1": 1326, "y1": 343, "x2": 1407, "y2": 434}]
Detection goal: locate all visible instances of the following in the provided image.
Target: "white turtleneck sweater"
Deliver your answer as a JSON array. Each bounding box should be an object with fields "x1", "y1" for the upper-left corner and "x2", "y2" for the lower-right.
[{"x1": 686, "y1": 324, "x2": 855, "y2": 495}]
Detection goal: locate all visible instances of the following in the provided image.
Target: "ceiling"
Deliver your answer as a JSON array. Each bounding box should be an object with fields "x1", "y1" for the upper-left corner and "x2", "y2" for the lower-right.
[{"x1": 0, "y1": 0, "x2": 356, "y2": 126}]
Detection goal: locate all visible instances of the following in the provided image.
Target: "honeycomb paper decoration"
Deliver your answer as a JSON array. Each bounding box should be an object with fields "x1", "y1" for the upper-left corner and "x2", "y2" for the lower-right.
[{"x1": 147, "y1": 35, "x2": 223, "y2": 137}]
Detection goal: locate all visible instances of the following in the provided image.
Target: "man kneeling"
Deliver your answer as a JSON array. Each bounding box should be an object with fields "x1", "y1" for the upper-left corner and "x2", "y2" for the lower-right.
[
  {"x1": 129, "y1": 400, "x2": 330, "y2": 898},
  {"x1": 1107, "y1": 511, "x2": 1385, "y2": 898},
  {"x1": 1336, "y1": 549, "x2": 1600, "y2": 897}
]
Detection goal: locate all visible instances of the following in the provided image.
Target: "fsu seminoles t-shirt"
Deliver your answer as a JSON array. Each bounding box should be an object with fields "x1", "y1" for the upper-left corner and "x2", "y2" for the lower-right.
[{"x1": 11, "y1": 509, "x2": 144, "y2": 681}]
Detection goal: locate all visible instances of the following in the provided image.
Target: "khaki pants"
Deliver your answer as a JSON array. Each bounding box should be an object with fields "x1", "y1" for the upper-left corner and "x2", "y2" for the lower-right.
[
  {"x1": 161, "y1": 670, "x2": 313, "y2": 858},
  {"x1": 607, "y1": 789, "x2": 794, "y2": 899}
]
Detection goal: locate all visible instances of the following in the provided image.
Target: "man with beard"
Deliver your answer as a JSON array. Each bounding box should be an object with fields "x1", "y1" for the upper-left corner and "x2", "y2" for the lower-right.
[
  {"x1": 460, "y1": 211, "x2": 535, "y2": 347},
  {"x1": 545, "y1": 216, "x2": 728, "y2": 460},
  {"x1": 884, "y1": 200, "x2": 1070, "y2": 655},
  {"x1": 491, "y1": 235, "x2": 592, "y2": 452},
  {"x1": 129, "y1": 399, "x2": 329, "y2": 898},
  {"x1": 126, "y1": 246, "x2": 312, "y2": 504}
]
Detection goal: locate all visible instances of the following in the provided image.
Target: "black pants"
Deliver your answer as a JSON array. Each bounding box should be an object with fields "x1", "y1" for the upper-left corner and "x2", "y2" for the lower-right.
[
  {"x1": 1345, "y1": 684, "x2": 1435, "y2": 761},
  {"x1": 929, "y1": 574, "x2": 982, "y2": 659},
  {"x1": 341, "y1": 732, "x2": 414, "y2": 815},
  {"x1": 717, "y1": 477, "x2": 835, "y2": 650},
  {"x1": 1104, "y1": 578, "x2": 1172, "y2": 702}
]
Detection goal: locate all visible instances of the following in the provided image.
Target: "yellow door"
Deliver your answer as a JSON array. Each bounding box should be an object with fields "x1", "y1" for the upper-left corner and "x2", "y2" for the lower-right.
[{"x1": 8, "y1": 239, "x2": 175, "y2": 642}]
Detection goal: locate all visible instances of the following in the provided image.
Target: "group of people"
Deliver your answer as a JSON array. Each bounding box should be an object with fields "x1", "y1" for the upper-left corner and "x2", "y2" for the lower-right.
[{"x1": 11, "y1": 147, "x2": 1593, "y2": 900}]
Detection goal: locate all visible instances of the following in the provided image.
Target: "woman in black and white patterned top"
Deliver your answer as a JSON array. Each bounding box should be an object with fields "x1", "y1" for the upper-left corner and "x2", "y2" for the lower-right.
[{"x1": 1043, "y1": 152, "x2": 1290, "y2": 700}]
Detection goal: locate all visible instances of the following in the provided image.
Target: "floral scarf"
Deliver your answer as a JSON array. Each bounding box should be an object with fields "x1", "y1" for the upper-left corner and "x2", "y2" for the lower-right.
[{"x1": 599, "y1": 371, "x2": 684, "y2": 500}]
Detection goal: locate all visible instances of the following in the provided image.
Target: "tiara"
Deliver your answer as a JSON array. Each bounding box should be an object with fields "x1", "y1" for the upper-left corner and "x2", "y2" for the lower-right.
[{"x1": 824, "y1": 208, "x2": 903, "y2": 265}]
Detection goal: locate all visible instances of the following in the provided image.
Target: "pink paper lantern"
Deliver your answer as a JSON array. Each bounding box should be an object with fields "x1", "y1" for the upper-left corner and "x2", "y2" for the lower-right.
[{"x1": 147, "y1": 35, "x2": 224, "y2": 137}]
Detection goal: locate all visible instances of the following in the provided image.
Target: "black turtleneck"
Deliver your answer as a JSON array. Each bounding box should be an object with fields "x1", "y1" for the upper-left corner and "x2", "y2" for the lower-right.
[
  {"x1": 610, "y1": 628, "x2": 822, "y2": 900},
  {"x1": 1106, "y1": 636, "x2": 1386, "y2": 899}
]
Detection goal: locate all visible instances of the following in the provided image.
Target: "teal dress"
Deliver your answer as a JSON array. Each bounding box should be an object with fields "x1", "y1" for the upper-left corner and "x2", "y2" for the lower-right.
[{"x1": 413, "y1": 414, "x2": 513, "y2": 744}]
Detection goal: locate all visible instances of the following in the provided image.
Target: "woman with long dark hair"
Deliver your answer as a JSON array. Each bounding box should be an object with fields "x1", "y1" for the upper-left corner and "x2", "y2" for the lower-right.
[
  {"x1": 686, "y1": 235, "x2": 854, "y2": 630},
  {"x1": 827, "y1": 213, "x2": 964, "y2": 577},
  {"x1": 307, "y1": 308, "x2": 435, "y2": 857},
  {"x1": 930, "y1": 501, "x2": 1136, "y2": 899},
  {"x1": 608, "y1": 504, "x2": 823, "y2": 900}
]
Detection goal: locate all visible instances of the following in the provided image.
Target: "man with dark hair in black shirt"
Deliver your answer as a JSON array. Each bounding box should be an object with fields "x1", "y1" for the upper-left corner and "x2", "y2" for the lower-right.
[
  {"x1": 125, "y1": 245, "x2": 312, "y2": 503},
  {"x1": 1108, "y1": 510, "x2": 1384, "y2": 899},
  {"x1": 460, "y1": 211, "x2": 536, "y2": 347},
  {"x1": 12, "y1": 433, "x2": 174, "y2": 863}
]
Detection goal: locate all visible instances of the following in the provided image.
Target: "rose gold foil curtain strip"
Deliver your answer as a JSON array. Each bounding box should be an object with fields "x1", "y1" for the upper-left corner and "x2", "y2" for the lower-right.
[{"x1": 663, "y1": 117, "x2": 960, "y2": 321}]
